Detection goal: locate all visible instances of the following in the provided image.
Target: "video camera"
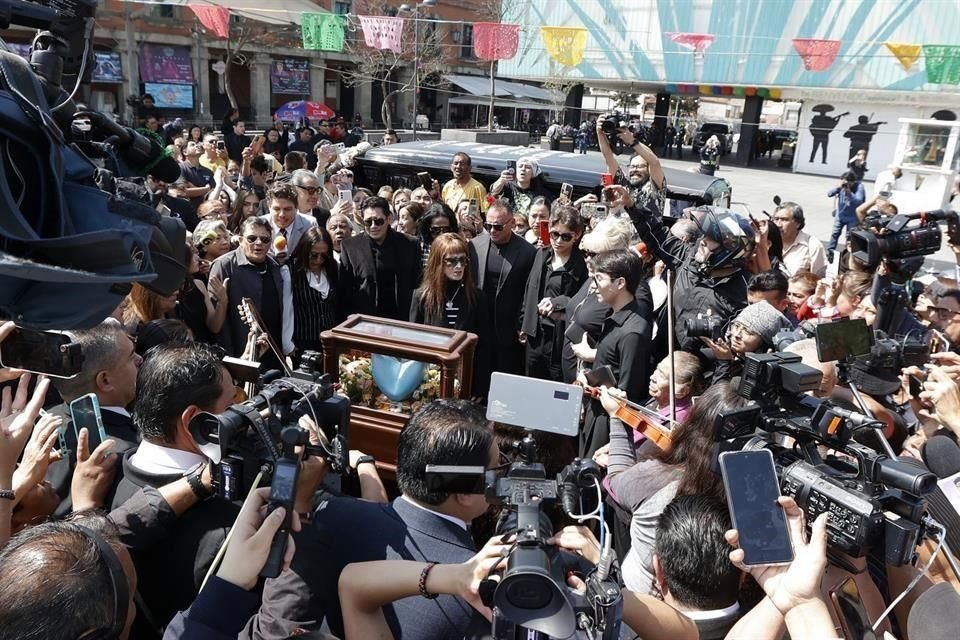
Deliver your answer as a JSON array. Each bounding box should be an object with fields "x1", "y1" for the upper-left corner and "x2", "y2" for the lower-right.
[
  {"x1": 686, "y1": 311, "x2": 726, "y2": 342},
  {"x1": 188, "y1": 352, "x2": 350, "y2": 501},
  {"x1": 714, "y1": 351, "x2": 938, "y2": 567},
  {"x1": 600, "y1": 112, "x2": 644, "y2": 148},
  {"x1": 426, "y1": 373, "x2": 622, "y2": 640},
  {"x1": 849, "y1": 208, "x2": 959, "y2": 270}
]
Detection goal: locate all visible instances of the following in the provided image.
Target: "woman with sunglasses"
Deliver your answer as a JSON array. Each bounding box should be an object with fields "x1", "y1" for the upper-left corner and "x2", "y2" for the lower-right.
[
  {"x1": 519, "y1": 206, "x2": 588, "y2": 381},
  {"x1": 287, "y1": 226, "x2": 340, "y2": 359},
  {"x1": 416, "y1": 203, "x2": 459, "y2": 268},
  {"x1": 410, "y1": 233, "x2": 484, "y2": 336}
]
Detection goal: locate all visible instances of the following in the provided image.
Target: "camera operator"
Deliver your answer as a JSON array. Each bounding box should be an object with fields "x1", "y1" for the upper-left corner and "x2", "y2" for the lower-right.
[
  {"x1": 245, "y1": 399, "x2": 497, "y2": 640},
  {"x1": 597, "y1": 118, "x2": 666, "y2": 217},
  {"x1": 826, "y1": 170, "x2": 866, "y2": 262},
  {"x1": 612, "y1": 184, "x2": 753, "y2": 352},
  {"x1": 703, "y1": 300, "x2": 793, "y2": 382},
  {"x1": 929, "y1": 288, "x2": 960, "y2": 349}
]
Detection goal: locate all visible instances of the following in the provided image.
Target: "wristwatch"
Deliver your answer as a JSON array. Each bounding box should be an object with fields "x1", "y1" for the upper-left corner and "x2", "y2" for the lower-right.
[
  {"x1": 0, "y1": 489, "x2": 14, "y2": 501},
  {"x1": 186, "y1": 463, "x2": 213, "y2": 500},
  {"x1": 354, "y1": 454, "x2": 376, "y2": 469}
]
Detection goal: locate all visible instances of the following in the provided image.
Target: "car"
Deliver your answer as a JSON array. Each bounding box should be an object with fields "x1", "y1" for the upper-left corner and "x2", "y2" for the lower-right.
[
  {"x1": 693, "y1": 122, "x2": 733, "y2": 155},
  {"x1": 352, "y1": 140, "x2": 732, "y2": 210}
]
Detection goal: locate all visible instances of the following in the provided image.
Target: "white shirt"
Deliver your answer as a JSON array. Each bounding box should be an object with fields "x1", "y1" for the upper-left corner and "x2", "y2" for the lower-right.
[
  {"x1": 400, "y1": 495, "x2": 468, "y2": 531},
  {"x1": 128, "y1": 439, "x2": 206, "y2": 476},
  {"x1": 680, "y1": 601, "x2": 741, "y2": 621},
  {"x1": 101, "y1": 406, "x2": 131, "y2": 418},
  {"x1": 781, "y1": 229, "x2": 827, "y2": 278}
]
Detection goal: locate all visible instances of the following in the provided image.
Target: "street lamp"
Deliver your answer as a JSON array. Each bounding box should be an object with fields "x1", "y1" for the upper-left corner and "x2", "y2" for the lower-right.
[{"x1": 399, "y1": 0, "x2": 436, "y2": 140}]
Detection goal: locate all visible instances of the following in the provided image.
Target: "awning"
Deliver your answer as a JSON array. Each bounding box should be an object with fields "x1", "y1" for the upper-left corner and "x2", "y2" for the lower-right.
[
  {"x1": 449, "y1": 96, "x2": 554, "y2": 111},
  {"x1": 446, "y1": 74, "x2": 510, "y2": 97},
  {"x1": 445, "y1": 74, "x2": 562, "y2": 104}
]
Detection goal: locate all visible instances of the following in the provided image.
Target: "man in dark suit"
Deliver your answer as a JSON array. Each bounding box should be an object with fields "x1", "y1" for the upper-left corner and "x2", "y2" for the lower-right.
[
  {"x1": 46, "y1": 318, "x2": 142, "y2": 516},
  {"x1": 244, "y1": 399, "x2": 498, "y2": 640},
  {"x1": 338, "y1": 196, "x2": 421, "y2": 320},
  {"x1": 469, "y1": 199, "x2": 536, "y2": 392}
]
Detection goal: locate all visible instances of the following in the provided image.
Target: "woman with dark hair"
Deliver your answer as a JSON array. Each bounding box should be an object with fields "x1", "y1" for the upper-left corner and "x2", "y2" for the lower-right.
[
  {"x1": 746, "y1": 216, "x2": 784, "y2": 274},
  {"x1": 229, "y1": 189, "x2": 261, "y2": 233},
  {"x1": 263, "y1": 126, "x2": 286, "y2": 161},
  {"x1": 187, "y1": 125, "x2": 204, "y2": 145},
  {"x1": 410, "y1": 233, "x2": 484, "y2": 334},
  {"x1": 288, "y1": 226, "x2": 339, "y2": 357},
  {"x1": 176, "y1": 241, "x2": 227, "y2": 343},
  {"x1": 520, "y1": 205, "x2": 588, "y2": 381},
  {"x1": 599, "y1": 381, "x2": 748, "y2": 594},
  {"x1": 398, "y1": 201, "x2": 426, "y2": 236},
  {"x1": 416, "y1": 203, "x2": 459, "y2": 267}
]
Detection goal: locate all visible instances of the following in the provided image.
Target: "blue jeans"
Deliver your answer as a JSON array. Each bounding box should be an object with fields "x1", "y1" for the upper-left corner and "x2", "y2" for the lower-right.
[{"x1": 828, "y1": 215, "x2": 857, "y2": 253}]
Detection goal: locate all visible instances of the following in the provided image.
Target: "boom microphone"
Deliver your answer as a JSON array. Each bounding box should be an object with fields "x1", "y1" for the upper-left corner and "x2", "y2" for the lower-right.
[
  {"x1": 82, "y1": 110, "x2": 181, "y2": 183},
  {"x1": 907, "y1": 582, "x2": 960, "y2": 640},
  {"x1": 923, "y1": 435, "x2": 960, "y2": 478}
]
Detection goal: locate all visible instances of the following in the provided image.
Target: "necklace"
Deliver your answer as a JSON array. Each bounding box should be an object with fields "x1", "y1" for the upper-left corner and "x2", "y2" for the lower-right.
[{"x1": 445, "y1": 283, "x2": 464, "y2": 309}]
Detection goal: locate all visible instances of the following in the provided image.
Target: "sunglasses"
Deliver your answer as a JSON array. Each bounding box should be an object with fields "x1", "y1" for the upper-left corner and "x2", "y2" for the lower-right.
[
  {"x1": 430, "y1": 225, "x2": 451, "y2": 235},
  {"x1": 929, "y1": 307, "x2": 960, "y2": 319},
  {"x1": 550, "y1": 231, "x2": 575, "y2": 242},
  {"x1": 296, "y1": 185, "x2": 320, "y2": 194},
  {"x1": 363, "y1": 217, "x2": 387, "y2": 228},
  {"x1": 245, "y1": 235, "x2": 271, "y2": 244},
  {"x1": 483, "y1": 223, "x2": 506, "y2": 232},
  {"x1": 443, "y1": 256, "x2": 468, "y2": 267}
]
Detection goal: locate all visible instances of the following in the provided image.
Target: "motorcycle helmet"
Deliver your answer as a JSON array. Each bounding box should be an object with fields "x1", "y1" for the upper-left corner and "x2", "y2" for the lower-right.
[{"x1": 688, "y1": 206, "x2": 755, "y2": 273}]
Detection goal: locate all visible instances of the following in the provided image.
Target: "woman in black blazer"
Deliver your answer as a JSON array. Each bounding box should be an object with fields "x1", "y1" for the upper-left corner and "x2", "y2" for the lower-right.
[
  {"x1": 520, "y1": 205, "x2": 588, "y2": 381},
  {"x1": 289, "y1": 226, "x2": 340, "y2": 359}
]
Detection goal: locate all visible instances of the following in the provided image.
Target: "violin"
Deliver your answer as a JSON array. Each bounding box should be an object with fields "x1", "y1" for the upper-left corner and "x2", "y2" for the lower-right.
[{"x1": 583, "y1": 385, "x2": 674, "y2": 450}]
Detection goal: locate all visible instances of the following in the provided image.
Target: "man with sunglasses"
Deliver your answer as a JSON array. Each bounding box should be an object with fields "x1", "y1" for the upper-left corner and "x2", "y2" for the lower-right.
[
  {"x1": 289, "y1": 169, "x2": 332, "y2": 229},
  {"x1": 339, "y1": 196, "x2": 422, "y2": 319},
  {"x1": 468, "y1": 199, "x2": 536, "y2": 393},
  {"x1": 931, "y1": 289, "x2": 960, "y2": 350}
]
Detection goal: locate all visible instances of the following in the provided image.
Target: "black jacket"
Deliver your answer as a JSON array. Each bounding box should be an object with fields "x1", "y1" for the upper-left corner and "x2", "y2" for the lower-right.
[
  {"x1": 629, "y1": 206, "x2": 747, "y2": 351},
  {"x1": 338, "y1": 229, "x2": 422, "y2": 320},
  {"x1": 468, "y1": 233, "x2": 537, "y2": 344},
  {"x1": 409, "y1": 285, "x2": 485, "y2": 332},
  {"x1": 208, "y1": 249, "x2": 285, "y2": 358},
  {"x1": 520, "y1": 247, "x2": 588, "y2": 338}
]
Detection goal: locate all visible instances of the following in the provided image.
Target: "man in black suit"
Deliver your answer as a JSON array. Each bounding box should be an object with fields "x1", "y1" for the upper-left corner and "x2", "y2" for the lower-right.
[
  {"x1": 338, "y1": 196, "x2": 421, "y2": 320},
  {"x1": 244, "y1": 399, "x2": 498, "y2": 640},
  {"x1": 469, "y1": 199, "x2": 536, "y2": 392},
  {"x1": 46, "y1": 318, "x2": 143, "y2": 516}
]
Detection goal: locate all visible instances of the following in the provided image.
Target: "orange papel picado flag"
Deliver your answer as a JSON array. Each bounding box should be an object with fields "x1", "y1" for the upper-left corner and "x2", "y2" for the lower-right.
[
  {"x1": 541, "y1": 26, "x2": 588, "y2": 67},
  {"x1": 885, "y1": 42, "x2": 922, "y2": 71}
]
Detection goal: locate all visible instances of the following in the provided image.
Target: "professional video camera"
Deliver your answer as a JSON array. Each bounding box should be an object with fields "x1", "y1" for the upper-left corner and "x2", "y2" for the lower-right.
[
  {"x1": 600, "y1": 112, "x2": 644, "y2": 148},
  {"x1": 426, "y1": 373, "x2": 622, "y2": 640},
  {"x1": 188, "y1": 353, "x2": 350, "y2": 501},
  {"x1": 849, "y1": 208, "x2": 959, "y2": 270},
  {"x1": 714, "y1": 351, "x2": 938, "y2": 567}
]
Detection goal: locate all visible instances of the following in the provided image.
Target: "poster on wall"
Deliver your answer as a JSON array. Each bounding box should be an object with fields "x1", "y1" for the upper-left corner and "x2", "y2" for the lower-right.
[
  {"x1": 92, "y1": 52, "x2": 123, "y2": 83},
  {"x1": 271, "y1": 59, "x2": 310, "y2": 95},
  {"x1": 139, "y1": 44, "x2": 194, "y2": 85},
  {"x1": 793, "y1": 102, "x2": 923, "y2": 181},
  {"x1": 145, "y1": 82, "x2": 193, "y2": 109}
]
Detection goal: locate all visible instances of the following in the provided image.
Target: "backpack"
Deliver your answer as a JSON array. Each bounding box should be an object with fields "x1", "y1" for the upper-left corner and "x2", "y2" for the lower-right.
[{"x1": 0, "y1": 49, "x2": 176, "y2": 329}]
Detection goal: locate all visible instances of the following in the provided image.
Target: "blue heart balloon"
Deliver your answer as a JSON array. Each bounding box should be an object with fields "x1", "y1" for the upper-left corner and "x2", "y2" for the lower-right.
[{"x1": 371, "y1": 354, "x2": 427, "y2": 402}]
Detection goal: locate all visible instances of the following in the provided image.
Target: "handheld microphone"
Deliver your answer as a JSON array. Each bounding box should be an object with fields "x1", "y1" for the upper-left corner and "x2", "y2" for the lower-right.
[
  {"x1": 907, "y1": 582, "x2": 960, "y2": 640},
  {"x1": 921, "y1": 435, "x2": 960, "y2": 559}
]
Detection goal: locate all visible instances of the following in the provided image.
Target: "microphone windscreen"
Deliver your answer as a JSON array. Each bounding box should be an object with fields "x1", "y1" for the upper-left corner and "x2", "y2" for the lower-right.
[
  {"x1": 149, "y1": 155, "x2": 183, "y2": 184},
  {"x1": 923, "y1": 435, "x2": 960, "y2": 479},
  {"x1": 908, "y1": 583, "x2": 960, "y2": 640}
]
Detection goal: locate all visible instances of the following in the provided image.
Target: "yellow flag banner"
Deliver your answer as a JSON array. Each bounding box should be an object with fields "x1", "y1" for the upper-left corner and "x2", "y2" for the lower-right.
[
  {"x1": 541, "y1": 26, "x2": 588, "y2": 67},
  {"x1": 885, "y1": 42, "x2": 922, "y2": 71}
]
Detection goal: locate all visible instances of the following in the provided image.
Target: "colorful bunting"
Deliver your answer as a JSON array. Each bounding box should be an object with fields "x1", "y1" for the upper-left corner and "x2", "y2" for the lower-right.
[
  {"x1": 792, "y1": 38, "x2": 841, "y2": 71},
  {"x1": 668, "y1": 32, "x2": 715, "y2": 58},
  {"x1": 885, "y1": 42, "x2": 922, "y2": 71},
  {"x1": 923, "y1": 45, "x2": 960, "y2": 84},
  {"x1": 541, "y1": 26, "x2": 588, "y2": 67},
  {"x1": 301, "y1": 13, "x2": 345, "y2": 52},
  {"x1": 473, "y1": 23, "x2": 520, "y2": 61},
  {"x1": 190, "y1": 4, "x2": 230, "y2": 39},
  {"x1": 358, "y1": 15, "x2": 404, "y2": 53}
]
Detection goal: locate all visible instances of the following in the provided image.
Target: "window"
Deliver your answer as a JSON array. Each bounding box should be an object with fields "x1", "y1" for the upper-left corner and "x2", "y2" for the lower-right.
[
  {"x1": 460, "y1": 24, "x2": 473, "y2": 59},
  {"x1": 150, "y1": 5, "x2": 175, "y2": 18},
  {"x1": 334, "y1": 1, "x2": 351, "y2": 14}
]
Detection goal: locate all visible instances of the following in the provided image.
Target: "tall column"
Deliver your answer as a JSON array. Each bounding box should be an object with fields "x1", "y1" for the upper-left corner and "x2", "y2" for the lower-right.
[
  {"x1": 123, "y1": 13, "x2": 140, "y2": 124},
  {"x1": 651, "y1": 92, "x2": 670, "y2": 149},
  {"x1": 564, "y1": 84, "x2": 584, "y2": 127},
  {"x1": 355, "y1": 79, "x2": 373, "y2": 125},
  {"x1": 196, "y1": 45, "x2": 211, "y2": 121},
  {"x1": 309, "y1": 60, "x2": 325, "y2": 102},
  {"x1": 735, "y1": 95, "x2": 764, "y2": 166},
  {"x1": 249, "y1": 53, "x2": 272, "y2": 127}
]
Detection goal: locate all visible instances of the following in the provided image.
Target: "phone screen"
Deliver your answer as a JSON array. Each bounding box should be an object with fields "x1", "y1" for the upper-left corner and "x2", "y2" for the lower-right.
[
  {"x1": 269, "y1": 461, "x2": 299, "y2": 506},
  {"x1": 0, "y1": 327, "x2": 82, "y2": 379},
  {"x1": 720, "y1": 449, "x2": 794, "y2": 565},
  {"x1": 561, "y1": 183, "x2": 574, "y2": 199},
  {"x1": 70, "y1": 393, "x2": 107, "y2": 452},
  {"x1": 815, "y1": 318, "x2": 872, "y2": 362},
  {"x1": 600, "y1": 173, "x2": 613, "y2": 186}
]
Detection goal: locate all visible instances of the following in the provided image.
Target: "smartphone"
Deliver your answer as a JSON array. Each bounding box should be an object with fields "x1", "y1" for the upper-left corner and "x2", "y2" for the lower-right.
[
  {"x1": 593, "y1": 204, "x2": 608, "y2": 220},
  {"x1": 334, "y1": 142, "x2": 346, "y2": 153},
  {"x1": 0, "y1": 327, "x2": 83, "y2": 379},
  {"x1": 561, "y1": 182, "x2": 574, "y2": 200},
  {"x1": 69, "y1": 393, "x2": 109, "y2": 452},
  {"x1": 506, "y1": 160, "x2": 517, "y2": 172},
  {"x1": 537, "y1": 219, "x2": 550, "y2": 245},
  {"x1": 584, "y1": 365, "x2": 616, "y2": 388},
  {"x1": 930, "y1": 329, "x2": 951, "y2": 354},
  {"x1": 469, "y1": 199, "x2": 479, "y2": 218},
  {"x1": 424, "y1": 465, "x2": 487, "y2": 494},
  {"x1": 720, "y1": 449, "x2": 794, "y2": 566},
  {"x1": 830, "y1": 577, "x2": 872, "y2": 639},
  {"x1": 416, "y1": 171, "x2": 433, "y2": 190},
  {"x1": 216, "y1": 140, "x2": 225, "y2": 151},
  {"x1": 815, "y1": 318, "x2": 872, "y2": 362},
  {"x1": 337, "y1": 188, "x2": 353, "y2": 205},
  {"x1": 600, "y1": 173, "x2": 613, "y2": 186},
  {"x1": 261, "y1": 458, "x2": 299, "y2": 578}
]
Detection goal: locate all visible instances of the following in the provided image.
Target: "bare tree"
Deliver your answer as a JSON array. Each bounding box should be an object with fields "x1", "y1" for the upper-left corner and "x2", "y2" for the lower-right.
[
  {"x1": 612, "y1": 91, "x2": 640, "y2": 114},
  {"x1": 341, "y1": 0, "x2": 449, "y2": 130}
]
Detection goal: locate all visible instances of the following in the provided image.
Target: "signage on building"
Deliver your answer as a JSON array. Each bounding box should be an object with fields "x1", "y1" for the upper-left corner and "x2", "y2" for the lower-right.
[
  {"x1": 145, "y1": 82, "x2": 193, "y2": 109},
  {"x1": 271, "y1": 59, "x2": 310, "y2": 95},
  {"x1": 139, "y1": 44, "x2": 194, "y2": 85},
  {"x1": 92, "y1": 52, "x2": 123, "y2": 83}
]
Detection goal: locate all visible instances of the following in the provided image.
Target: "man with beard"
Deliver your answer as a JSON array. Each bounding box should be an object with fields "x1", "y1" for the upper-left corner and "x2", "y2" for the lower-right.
[{"x1": 598, "y1": 119, "x2": 666, "y2": 218}]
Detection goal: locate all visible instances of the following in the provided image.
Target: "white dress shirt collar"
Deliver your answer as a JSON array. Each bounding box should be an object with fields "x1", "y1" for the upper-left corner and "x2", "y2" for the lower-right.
[
  {"x1": 400, "y1": 494, "x2": 468, "y2": 530},
  {"x1": 129, "y1": 439, "x2": 207, "y2": 476}
]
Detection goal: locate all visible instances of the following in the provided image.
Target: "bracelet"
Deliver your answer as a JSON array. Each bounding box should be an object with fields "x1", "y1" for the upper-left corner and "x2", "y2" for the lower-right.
[
  {"x1": 0, "y1": 489, "x2": 14, "y2": 501},
  {"x1": 418, "y1": 562, "x2": 439, "y2": 599},
  {"x1": 186, "y1": 464, "x2": 213, "y2": 500}
]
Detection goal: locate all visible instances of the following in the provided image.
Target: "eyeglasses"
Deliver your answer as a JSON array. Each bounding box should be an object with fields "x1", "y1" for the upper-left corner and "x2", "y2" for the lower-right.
[
  {"x1": 550, "y1": 231, "x2": 575, "y2": 242},
  {"x1": 443, "y1": 256, "x2": 468, "y2": 267},
  {"x1": 430, "y1": 225, "x2": 451, "y2": 235},
  {"x1": 363, "y1": 217, "x2": 387, "y2": 228},
  {"x1": 484, "y1": 223, "x2": 506, "y2": 232},
  {"x1": 244, "y1": 235, "x2": 271, "y2": 244},
  {"x1": 929, "y1": 307, "x2": 960, "y2": 319},
  {"x1": 296, "y1": 185, "x2": 320, "y2": 194},
  {"x1": 582, "y1": 250, "x2": 596, "y2": 258}
]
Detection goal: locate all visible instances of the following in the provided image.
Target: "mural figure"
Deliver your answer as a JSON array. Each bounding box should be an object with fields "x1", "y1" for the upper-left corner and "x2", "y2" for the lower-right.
[
  {"x1": 808, "y1": 104, "x2": 849, "y2": 164},
  {"x1": 843, "y1": 115, "x2": 887, "y2": 158}
]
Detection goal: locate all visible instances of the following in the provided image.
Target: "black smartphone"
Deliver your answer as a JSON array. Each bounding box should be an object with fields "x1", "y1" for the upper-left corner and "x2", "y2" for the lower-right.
[
  {"x1": 416, "y1": 171, "x2": 433, "y2": 190},
  {"x1": 584, "y1": 365, "x2": 616, "y2": 388},
  {"x1": 216, "y1": 140, "x2": 225, "y2": 151},
  {"x1": 830, "y1": 577, "x2": 872, "y2": 639},
  {"x1": 69, "y1": 393, "x2": 108, "y2": 452},
  {"x1": 0, "y1": 326, "x2": 83, "y2": 378},
  {"x1": 720, "y1": 449, "x2": 794, "y2": 566},
  {"x1": 815, "y1": 318, "x2": 872, "y2": 362},
  {"x1": 261, "y1": 458, "x2": 299, "y2": 578},
  {"x1": 506, "y1": 160, "x2": 517, "y2": 172}
]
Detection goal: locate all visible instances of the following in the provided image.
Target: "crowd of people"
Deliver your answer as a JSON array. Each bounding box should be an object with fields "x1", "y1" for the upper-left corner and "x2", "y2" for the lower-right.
[{"x1": 3, "y1": 112, "x2": 960, "y2": 640}]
